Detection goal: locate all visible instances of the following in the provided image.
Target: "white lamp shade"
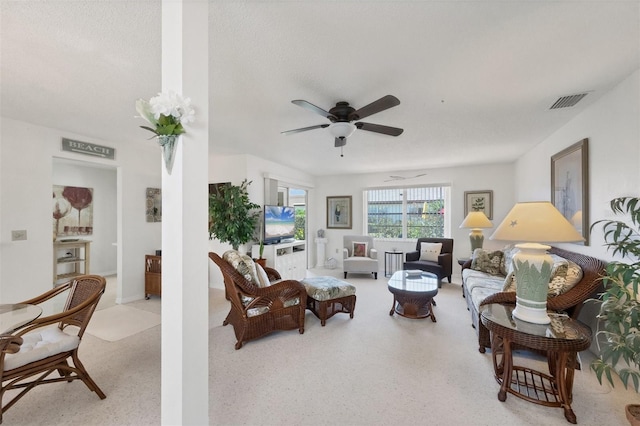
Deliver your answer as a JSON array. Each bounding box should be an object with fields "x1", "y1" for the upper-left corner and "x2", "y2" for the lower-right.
[
  {"x1": 489, "y1": 201, "x2": 584, "y2": 243},
  {"x1": 459, "y1": 211, "x2": 493, "y2": 229},
  {"x1": 329, "y1": 122, "x2": 356, "y2": 139}
]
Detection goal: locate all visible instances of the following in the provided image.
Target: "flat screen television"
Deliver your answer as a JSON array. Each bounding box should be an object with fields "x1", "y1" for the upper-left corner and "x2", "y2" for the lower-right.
[{"x1": 263, "y1": 205, "x2": 296, "y2": 244}]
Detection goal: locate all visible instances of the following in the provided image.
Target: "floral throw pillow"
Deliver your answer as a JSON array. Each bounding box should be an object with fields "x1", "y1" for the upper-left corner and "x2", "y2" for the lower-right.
[
  {"x1": 222, "y1": 250, "x2": 259, "y2": 284},
  {"x1": 499, "y1": 245, "x2": 518, "y2": 276},
  {"x1": 352, "y1": 242, "x2": 368, "y2": 257},
  {"x1": 470, "y1": 249, "x2": 504, "y2": 276}
]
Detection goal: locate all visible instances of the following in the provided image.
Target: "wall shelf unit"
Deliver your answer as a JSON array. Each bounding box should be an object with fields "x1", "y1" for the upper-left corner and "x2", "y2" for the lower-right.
[
  {"x1": 53, "y1": 239, "x2": 91, "y2": 284},
  {"x1": 252, "y1": 240, "x2": 306, "y2": 280}
]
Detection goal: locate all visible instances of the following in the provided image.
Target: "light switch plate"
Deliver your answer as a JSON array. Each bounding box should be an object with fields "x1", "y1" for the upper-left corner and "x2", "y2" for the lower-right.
[{"x1": 11, "y1": 230, "x2": 27, "y2": 241}]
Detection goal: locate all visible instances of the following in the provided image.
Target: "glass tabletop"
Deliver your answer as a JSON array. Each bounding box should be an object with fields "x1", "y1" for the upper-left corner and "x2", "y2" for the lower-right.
[
  {"x1": 0, "y1": 304, "x2": 43, "y2": 334},
  {"x1": 388, "y1": 270, "x2": 438, "y2": 292},
  {"x1": 481, "y1": 303, "x2": 589, "y2": 341}
]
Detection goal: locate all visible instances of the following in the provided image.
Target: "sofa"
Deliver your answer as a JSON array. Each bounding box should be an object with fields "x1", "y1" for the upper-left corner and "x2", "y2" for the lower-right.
[
  {"x1": 462, "y1": 246, "x2": 606, "y2": 353},
  {"x1": 404, "y1": 238, "x2": 454, "y2": 286}
]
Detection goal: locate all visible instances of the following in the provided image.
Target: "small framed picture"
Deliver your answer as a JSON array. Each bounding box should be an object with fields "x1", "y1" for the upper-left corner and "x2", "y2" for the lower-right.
[
  {"x1": 146, "y1": 188, "x2": 162, "y2": 222},
  {"x1": 464, "y1": 190, "x2": 493, "y2": 220},
  {"x1": 327, "y1": 196, "x2": 352, "y2": 229}
]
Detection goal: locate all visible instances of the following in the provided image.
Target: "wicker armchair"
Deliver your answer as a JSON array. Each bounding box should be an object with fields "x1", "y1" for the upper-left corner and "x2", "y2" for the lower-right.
[
  {"x1": 0, "y1": 275, "x2": 107, "y2": 423},
  {"x1": 209, "y1": 252, "x2": 307, "y2": 350}
]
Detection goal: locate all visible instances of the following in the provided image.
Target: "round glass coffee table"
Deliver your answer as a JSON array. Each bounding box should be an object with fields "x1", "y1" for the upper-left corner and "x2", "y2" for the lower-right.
[
  {"x1": 387, "y1": 270, "x2": 438, "y2": 321},
  {"x1": 0, "y1": 303, "x2": 42, "y2": 334}
]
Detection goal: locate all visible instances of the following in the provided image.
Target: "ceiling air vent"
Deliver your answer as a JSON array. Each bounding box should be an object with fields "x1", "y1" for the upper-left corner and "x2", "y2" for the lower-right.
[{"x1": 549, "y1": 93, "x2": 588, "y2": 109}]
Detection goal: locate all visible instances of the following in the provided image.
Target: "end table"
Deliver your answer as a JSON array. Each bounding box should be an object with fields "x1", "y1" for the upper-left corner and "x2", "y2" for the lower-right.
[
  {"x1": 384, "y1": 251, "x2": 404, "y2": 277},
  {"x1": 481, "y1": 304, "x2": 591, "y2": 424}
]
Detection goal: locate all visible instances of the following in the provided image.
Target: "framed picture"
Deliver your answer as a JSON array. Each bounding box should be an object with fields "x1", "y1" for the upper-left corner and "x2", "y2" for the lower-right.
[
  {"x1": 53, "y1": 185, "x2": 94, "y2": 237},
  {"x1": 464, "y1": 190, "x2": 493, "y2": 220},
  {"x1": 327, "y1": 196, "x2": 352, "y2": 229},
  {"x1": 146, "y1": 188, "x2": 162, "y2": 222},
  {"x1": 551, "y1": 138, "x2": 589, "y2": 245}
]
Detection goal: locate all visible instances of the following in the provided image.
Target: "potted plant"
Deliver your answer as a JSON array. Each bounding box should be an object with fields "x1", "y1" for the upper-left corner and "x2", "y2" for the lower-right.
[
  {"x1": 590, "y1": 197, "x2": 640, "y2": 424},
  {"x1": 208, "y1": 179, "x2": 260, "y2": 251},
  {"x1": 255, "y1": 240, "x2": 266, "y2": 268}
]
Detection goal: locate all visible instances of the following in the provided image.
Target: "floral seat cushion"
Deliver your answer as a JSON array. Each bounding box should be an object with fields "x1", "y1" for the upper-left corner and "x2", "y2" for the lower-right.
[
  {"x1": 301, "y1": 276, "x2": 356, "y2": 301},
  {"x1": 222, "y1": 250, "x2": 300, "y2": 317}
]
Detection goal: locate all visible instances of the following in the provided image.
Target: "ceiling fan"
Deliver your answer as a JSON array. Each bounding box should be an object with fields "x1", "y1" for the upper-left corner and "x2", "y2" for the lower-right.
[
  {"x1": 384, "y1": 173, "x2": 427, "y2": 182},
  {"x1": 281, "y1": 95, "x2": 404, "y2": 155}
]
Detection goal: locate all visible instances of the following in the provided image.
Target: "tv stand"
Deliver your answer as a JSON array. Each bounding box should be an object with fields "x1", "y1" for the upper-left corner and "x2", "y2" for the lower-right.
[{"x1": 252, "y1": 240, "x2": 306, "y2": 280}]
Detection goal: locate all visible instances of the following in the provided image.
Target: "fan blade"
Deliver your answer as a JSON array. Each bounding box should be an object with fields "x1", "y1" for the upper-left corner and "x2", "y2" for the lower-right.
[
  {"x1": 334, "y1": 137, "x2": 347, "y2": 147},
  {"x1": 356, "y1": 122, "x2": 404, "y2": 136},
  {"x1": 281, "y1": 124, "x2": 329, "y2": 135},
  {"x1": 292, "y1": 100, "x2": 337, "y2": 121},
  {"x1": 349, "y1": 95, "x2": 400, "y2": 121}
]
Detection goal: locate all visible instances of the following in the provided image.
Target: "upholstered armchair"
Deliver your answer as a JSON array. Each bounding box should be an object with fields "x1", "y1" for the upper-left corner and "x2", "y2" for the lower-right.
[
  {"x1": 343, "y1": 235, "x2": 378, "y2": 279},
  {"x1": 404, "y1": 238, "x2": 454, "y2": 286},
  {"x1": 209, "y1": 251, "x2": 307, "y2": 349}
]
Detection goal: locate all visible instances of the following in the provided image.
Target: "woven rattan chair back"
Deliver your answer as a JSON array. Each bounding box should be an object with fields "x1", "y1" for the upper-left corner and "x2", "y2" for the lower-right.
[
  {"x1": 209, "y1": 252, "x2": 306, "y2": 349},
  {"x1": 0, "y1": 275, "x2": 107, "y2": 423}
]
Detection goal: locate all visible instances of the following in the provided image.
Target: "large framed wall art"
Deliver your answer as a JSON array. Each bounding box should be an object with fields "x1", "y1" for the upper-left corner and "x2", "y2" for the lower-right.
[
  {"x1": 52, "y1": 185, "x2": 94, "y2": 237},
  {"x1": 551, "y1": 138, "x2": 589, "y2": 245},
  {"x1": 327, "y1": 196, "x2": 352, "y2": 229}
]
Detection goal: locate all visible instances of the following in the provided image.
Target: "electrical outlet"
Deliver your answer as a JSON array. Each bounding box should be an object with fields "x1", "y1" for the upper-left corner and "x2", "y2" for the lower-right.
[{"x1": 11, "y1": 230, "x2": 27, "y2": 241}]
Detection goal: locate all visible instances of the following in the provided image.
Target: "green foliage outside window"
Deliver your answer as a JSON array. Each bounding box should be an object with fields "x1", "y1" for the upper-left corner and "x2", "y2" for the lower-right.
[
  {"x1": 294, "y1": 207, "x2": 306, "y2": 240},
  {"x1": 368, "y1": 199, "x2": 444, "y2": 238}
]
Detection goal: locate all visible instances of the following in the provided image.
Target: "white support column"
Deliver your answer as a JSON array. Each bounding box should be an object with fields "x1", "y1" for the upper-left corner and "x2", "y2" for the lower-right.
[{"x1": 161, "y1": 1, "x2": 209, "y2": 425}]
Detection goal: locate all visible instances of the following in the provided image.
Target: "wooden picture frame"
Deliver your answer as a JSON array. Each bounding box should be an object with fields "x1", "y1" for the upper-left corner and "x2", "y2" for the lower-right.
[
  {"x1": 327, "y1": 196, "x2": 352, "y2": 229},
  {"x1": 464, "y1": 190, "x2": 493, "y2": 220},
  {"x1": 551, "y1": 138, "x2": 589, "y2": 245}
]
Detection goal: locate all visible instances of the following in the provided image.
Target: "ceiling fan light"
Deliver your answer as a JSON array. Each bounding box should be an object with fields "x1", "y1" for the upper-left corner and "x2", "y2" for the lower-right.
[{"x1": 329, "y1": 122, "x2": 356, "y2": 138}]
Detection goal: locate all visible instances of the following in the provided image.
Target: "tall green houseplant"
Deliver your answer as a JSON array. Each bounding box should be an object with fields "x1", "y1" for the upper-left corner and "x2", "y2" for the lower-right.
[
  {"x1": 208, "y1": 179, "x2": 260, "y2": 250},
  {"x1": 591, "y1": 197, "x2": 640, "y2": 392}
]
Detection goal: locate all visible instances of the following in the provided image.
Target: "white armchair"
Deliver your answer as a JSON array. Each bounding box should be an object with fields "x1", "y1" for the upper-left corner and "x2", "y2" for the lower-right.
[{"x1": 343, "y1": 235, "x2": 378, "y2": 279}]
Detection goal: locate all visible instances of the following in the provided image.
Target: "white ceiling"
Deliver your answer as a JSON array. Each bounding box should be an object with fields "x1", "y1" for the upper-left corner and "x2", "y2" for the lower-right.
[{"x1": 2, "y1": 1, "x2": 639, "y2": 177}]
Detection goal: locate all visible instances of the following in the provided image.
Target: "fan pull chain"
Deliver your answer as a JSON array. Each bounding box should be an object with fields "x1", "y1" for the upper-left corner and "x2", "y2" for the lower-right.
[{"x1": 340, "y1": 146, "x2": 344, "y2": 157}]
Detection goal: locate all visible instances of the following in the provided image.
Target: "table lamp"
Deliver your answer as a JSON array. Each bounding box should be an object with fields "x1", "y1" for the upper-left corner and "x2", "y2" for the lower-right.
[
  {"x1": 489, "y1": 201, "x2": 583, "y2": 324},
  {"x1": 459, "y1": 211, "x2": 493, "y2": 255}
]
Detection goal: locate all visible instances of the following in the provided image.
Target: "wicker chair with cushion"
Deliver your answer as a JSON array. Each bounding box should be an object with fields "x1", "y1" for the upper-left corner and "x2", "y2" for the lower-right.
[
  {"x1": 0, "y1": 275, "x2": 107, "y2": 423},
  {"x1": 209, "y1": 251, "x2": 307, "y2": 350},
  {"x1": 404, "y1": 238, "x2": 454, "y2": 286},
  {"x1": 343, "y1": 235, "x2": 378, "y2": 279}
]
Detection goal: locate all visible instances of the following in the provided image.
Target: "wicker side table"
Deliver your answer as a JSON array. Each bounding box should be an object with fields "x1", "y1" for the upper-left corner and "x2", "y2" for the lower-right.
[{"x1": 480, "y1": 304, "x2": 591, "y2": 424}]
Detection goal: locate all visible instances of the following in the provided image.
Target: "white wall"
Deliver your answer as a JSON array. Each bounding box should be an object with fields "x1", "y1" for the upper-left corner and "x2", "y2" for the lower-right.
[
  {"x1": 0, "y1": 118, "x2": 161, "y2": 303},
  {"x1": 207, "y1": 153, "x2": 315, "y2": 289},
  {"x1": 52, "y1": 160, "x2": 117, "y2": 276},
  {"x1": 514, "y1": 68, "x2": 640, "y2": 261},
  {"x1": 311, "y1": 162, "x2": 516, "y2": 272}
]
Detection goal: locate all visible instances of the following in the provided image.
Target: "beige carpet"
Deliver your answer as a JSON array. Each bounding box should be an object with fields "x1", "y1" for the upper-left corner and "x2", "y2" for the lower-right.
[
  {"x1": 2, "y1": 270, "x2": 638, "y2": 425},
  {"x1": 86, "y1": 304, "x2": 161, "y2": 342}
]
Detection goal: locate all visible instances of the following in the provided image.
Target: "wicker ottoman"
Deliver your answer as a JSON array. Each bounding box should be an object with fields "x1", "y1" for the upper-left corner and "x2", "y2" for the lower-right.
[{"x1": 301, "y1": 276, "x2": 357, "y2": 326}]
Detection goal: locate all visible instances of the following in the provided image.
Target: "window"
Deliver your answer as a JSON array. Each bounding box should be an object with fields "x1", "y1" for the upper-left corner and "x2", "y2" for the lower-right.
[{"x1": 365, "y1": 186, "x2": 450, "y2": 238}]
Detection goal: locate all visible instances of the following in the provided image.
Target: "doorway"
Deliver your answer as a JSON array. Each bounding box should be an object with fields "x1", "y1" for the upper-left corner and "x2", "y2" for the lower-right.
[{"x1": 52, "y1": 157, "x2": 118, "y2": 307}]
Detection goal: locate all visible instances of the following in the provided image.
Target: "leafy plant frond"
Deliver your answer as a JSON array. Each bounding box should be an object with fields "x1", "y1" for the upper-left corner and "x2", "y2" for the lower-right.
[
  {"x1": 590, "y1": 197, "x2": 640, "y2": 392},
  {"x1": 208, "y1": 179, "x2": 260, "y2": 250}
]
